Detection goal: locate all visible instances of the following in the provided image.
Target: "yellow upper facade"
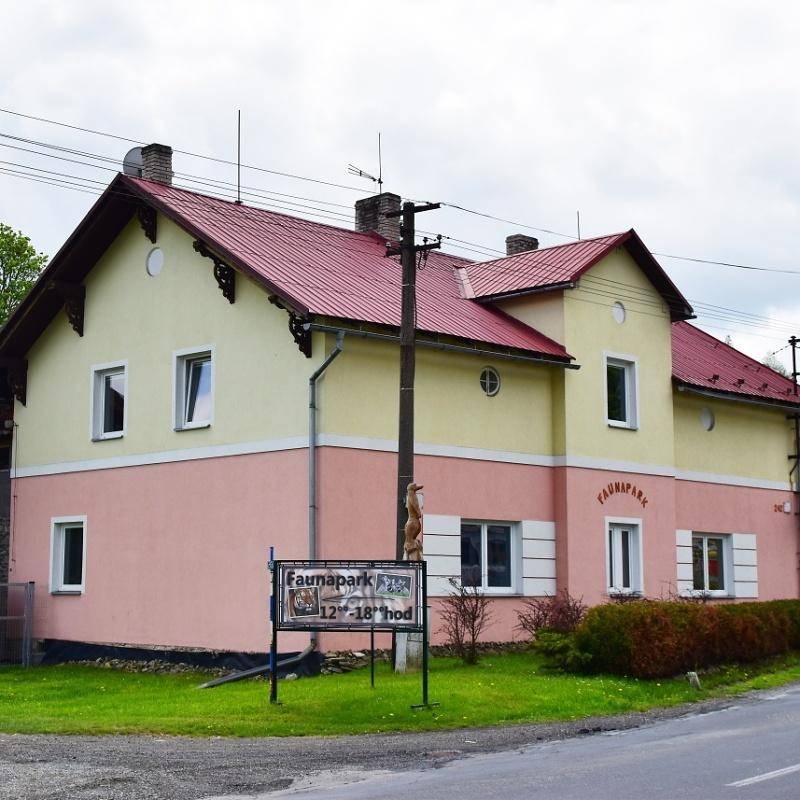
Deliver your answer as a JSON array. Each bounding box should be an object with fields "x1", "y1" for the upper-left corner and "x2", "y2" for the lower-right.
[{"x1": 9, "y1": 207, "x2": 796, "y2": 489}]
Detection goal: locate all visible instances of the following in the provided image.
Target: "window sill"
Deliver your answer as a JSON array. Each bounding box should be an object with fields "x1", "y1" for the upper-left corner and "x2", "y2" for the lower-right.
[
  {"x1": 606, "y1": 590, "x2": 643, "y2": 598},
  {"x1": 607, "y1": 421, "x2": 638, "y2": 431},
  {"x1": 50, "y1": 589, "x2": 83, "y2": 596},
  {"x1": 92, "y1": 432, "x2": 123, "y2": 442},
  {"x1": 175, "y1": 422, "x2": 211, "y2": 432}
]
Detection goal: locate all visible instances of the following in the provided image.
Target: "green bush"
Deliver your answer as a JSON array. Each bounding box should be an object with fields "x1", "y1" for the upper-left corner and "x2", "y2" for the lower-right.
[{"x1": 567, "y1": 599, "x2": 800, "y2": 679}]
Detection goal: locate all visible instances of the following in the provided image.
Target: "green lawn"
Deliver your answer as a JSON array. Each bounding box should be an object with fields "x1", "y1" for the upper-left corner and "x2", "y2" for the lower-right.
[{"x1": 1, "y1": 652, "x2": 799, "y2": 738}]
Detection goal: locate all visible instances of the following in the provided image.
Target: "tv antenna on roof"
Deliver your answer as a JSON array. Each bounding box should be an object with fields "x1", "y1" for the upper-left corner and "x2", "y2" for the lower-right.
[{"x1": 348, "y1": 132, "x2": 383, "y2": 191}]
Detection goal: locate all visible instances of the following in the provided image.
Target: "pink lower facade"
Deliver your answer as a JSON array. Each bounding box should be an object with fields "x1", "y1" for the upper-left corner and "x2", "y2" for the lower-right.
[{"x1": 9, "y1": 446, "x2": 800, "y2": 655}]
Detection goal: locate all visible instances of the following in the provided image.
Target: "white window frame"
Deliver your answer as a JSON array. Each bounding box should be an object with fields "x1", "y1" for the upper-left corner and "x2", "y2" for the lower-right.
[
  {"x1": 603, "y1": 351, "x2": 639, "y2": 430},
  {"x1": 89, "y1": 360, "x2": 128, "y2": 441},
  {"x1": 605, "y1": 516, "x2": 644, "y2": 595},
  {"x1": 49, "y1": 515, "x2": 87, "y2": 594},
  {"x1": 460, "y1": 520, "x2": 520, "y2": 595},
  {"x1": 690, "y1": 533, "x2": 733, "y2": 597},
  {"x1": 173, "y1": 345, "x2": 215, "y2": 431}
]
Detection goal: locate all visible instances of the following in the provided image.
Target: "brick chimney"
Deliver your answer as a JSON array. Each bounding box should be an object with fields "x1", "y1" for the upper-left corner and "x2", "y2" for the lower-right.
[
  {"x1": 505, "y1": 234, "x2": 539, "y2": 256},
  {"x1": 355, "y1": 193, "x2": 401, "y2": 242},
  {"x1": 141, "y1": 143, "x2": 173, "y2": 185}
]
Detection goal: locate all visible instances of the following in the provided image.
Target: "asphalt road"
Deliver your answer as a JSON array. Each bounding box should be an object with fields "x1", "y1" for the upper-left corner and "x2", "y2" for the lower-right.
[
  {"x1": 257, "y1": 684, "x2": 800, "y2": 800},
  {"x1": 1, "y1": 684, "x2": 798, "y2": 800}
]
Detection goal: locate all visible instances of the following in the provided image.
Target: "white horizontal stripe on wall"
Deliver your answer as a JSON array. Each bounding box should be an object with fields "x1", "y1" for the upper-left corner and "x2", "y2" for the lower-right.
[
  {"x1": 10, "y1": 433, "x2": 793, "y2": 491},
  {"x1": 675, "y1": 529, "x2": 694, "y2": 595},
  {"x1": 521, "y1": 520, "x2": 557, "y2": 595},
  {"x1": 733, "y1": 549, "x2": 758, "y2": 567},
  {"x1": 428, "y1": 576, "x2": 457, "y2": 597},
  {"x1": 732, "y1": 533, "x2": 758, "y2": 598},
  {"x1": 425, "y1": 515, "x2": 461, "y2": 596},
  {"x1": 523, "y1": 577, "x2": 556, "y2": 596},
  {"x1": 423, "y1": 534, "x2": 460, "y2": 558},
  {"x1": 732, "y1": 533, "x2": 757, "y2": 551}
]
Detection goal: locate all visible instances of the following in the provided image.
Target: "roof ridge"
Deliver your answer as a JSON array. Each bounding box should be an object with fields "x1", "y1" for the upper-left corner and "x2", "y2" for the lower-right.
[{"x1": 465, "y1": 230, "x2": 630, "y2": 269}]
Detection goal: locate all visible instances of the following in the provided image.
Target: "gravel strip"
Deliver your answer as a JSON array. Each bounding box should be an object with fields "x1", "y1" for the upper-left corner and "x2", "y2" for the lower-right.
[{"x1": 0, "y1": 686, "x2": 790, "y2": 800}]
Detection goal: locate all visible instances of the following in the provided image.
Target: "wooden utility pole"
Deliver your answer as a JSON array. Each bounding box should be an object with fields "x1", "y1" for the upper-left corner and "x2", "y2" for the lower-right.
[{"x1": 385, "y1": 202, "x2": 441, "y2": 559}]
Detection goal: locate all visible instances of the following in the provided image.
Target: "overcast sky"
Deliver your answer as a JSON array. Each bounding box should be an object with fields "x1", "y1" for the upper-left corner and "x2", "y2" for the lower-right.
[{"x1": 1, "y1": 1, "x2": 799, "y2": 367}]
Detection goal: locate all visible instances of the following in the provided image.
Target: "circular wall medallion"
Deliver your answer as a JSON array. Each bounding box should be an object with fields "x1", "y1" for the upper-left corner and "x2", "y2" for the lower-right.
[
  {"x1": 480, "y1": 367, "x2": 501, "y2": 397},
  {"x1": 612, "y1": 301, "x2": 626, "y2": 324},
  {"x1": 146, "y1": 247, "x2": 164, "y2": 277},
  {"x1": 700, "y1": 407, "x2": 715, "y2": 431}
]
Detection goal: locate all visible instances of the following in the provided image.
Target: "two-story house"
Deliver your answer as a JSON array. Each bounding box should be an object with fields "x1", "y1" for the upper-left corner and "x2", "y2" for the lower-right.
[{"x1": 2, "y1": 143, "x2": 798, "y2": 659}]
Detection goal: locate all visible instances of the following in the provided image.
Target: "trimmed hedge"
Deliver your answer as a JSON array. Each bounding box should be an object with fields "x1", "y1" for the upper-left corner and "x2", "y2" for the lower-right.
[{"x1": 570, "y1": 599, "x2": 800, "y2": 678}]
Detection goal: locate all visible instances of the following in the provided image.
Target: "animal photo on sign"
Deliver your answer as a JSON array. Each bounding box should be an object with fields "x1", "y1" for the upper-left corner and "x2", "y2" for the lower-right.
[
  {"x1": 376, "y1": 572, "x2": 412, "y2": 598},
  {"x1": 287, "y1": 586, "x2": 320, "y2": 618}
]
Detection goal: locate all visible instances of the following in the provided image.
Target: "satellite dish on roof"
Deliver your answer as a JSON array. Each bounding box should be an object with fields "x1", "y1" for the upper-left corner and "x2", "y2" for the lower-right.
[{"x1": 122, "y1": 147, "x2": 143, "y2": 177}]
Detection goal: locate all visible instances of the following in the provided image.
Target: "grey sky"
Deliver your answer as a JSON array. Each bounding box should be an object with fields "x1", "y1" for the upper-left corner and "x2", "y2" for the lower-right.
[{"x1": 1, "y1": 1, "x2": 799, "y2": 366}]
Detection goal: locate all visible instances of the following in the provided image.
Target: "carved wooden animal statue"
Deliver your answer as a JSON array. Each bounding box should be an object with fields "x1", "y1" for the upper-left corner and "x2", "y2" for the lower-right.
[{"x1": 403, "y1": 482, "x2": 424, "y2": 561}]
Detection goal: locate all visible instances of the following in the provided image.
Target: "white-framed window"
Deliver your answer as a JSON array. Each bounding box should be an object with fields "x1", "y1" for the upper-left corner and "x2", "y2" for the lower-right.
[
  {"x1": 606, "y1": 517, "x2": 643, "y2": 594},
  {"x1": 50, "y1": 516, "x2": 87, "y2": 594},
  {"x1": 604, "y1": 352, "x2": 638, "y2": 429},
  {"x1": 90, "y1": 361, "x2": 127, "y2": 440},
  {"x1": 460, "y1": 521, "x2": 518, "y2": 593},
  {"x1": 692, "y1": 534, "x2": 732, "y2": 595},
  {"x1": 173, "y1": 346, "x2": 214, "y2": 430}
]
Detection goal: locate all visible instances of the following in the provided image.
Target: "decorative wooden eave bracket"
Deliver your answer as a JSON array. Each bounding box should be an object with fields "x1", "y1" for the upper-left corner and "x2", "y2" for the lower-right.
[
  {"x1": 193, "y1": 240, "x2": 235, "y2": 303},
  {"x1": 137, "y1": 204, "x2": 157, "y2": 243},
  {"x1": 268, "y1": 296, "x2": 312, "y2": 358},
  {"x1": 0, "y1": 357, "x2": 28, "y2": 406},
  {"x1": 48, "y1": 281, "x2": 86, "y2": 336}
]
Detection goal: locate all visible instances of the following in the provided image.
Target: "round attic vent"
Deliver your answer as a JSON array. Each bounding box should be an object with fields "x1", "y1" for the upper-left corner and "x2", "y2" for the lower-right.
[{"x1": 146, "y1": 247, "x2": 164, "y2": 277}]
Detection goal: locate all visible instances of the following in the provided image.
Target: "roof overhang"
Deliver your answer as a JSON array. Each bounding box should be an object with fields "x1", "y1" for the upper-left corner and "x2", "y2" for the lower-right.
[
  {"x1": 674, "y1": 380, "x2": 800, "y2": 412},
  {"x1": 310, "y1": 319, "x2": 578, "y2": 369},
  {"x1": 0, "y1": 174, "x2": 308, "y2": 359}
]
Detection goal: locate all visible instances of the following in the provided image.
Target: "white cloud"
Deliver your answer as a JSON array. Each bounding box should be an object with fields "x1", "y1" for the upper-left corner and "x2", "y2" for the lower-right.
[{"x1": 1, "y1": 0, "x2": 800, "y2": 362}]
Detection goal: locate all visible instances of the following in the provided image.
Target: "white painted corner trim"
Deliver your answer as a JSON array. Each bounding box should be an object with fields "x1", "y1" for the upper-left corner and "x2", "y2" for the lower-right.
[{"x1": 9, "y1": 433, "x2": 792, "y2": 491}]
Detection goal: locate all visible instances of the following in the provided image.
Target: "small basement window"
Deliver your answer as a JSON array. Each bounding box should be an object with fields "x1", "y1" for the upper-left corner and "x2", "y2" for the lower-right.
[
  {"x1": 91, "y1": 362, "x2": 127, "y2": 440},
  {"x1": 50, "y1": 517, "x2": 87, "y2": 594},
  {"x1": 174, "y1": 348, "x2": 214, "y2": 430}
]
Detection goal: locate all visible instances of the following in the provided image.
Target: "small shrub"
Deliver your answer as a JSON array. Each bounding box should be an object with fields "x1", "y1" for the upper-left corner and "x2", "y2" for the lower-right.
[
  {"x1": 515, "y1": 590, "x2": 588, "y2": 640},
  {"x1": 438, "y1": 578, "x2": 494, "y2": 665}
]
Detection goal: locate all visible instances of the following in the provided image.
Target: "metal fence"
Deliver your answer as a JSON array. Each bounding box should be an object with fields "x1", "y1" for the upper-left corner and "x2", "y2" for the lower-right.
[{"x1": 0, "y1": 582, "x2": 34, "y2": 667}]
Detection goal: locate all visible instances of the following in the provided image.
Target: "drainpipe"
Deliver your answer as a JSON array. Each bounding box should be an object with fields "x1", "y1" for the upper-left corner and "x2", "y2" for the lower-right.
[{"x1": 308, "y1": 331, "x2": 345, "y2": 646}]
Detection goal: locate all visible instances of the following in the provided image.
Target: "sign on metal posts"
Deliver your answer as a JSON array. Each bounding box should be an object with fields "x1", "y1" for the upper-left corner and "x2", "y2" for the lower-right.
[{"x1": 268, "y1": 559, "x2": 434, "y2": 707}]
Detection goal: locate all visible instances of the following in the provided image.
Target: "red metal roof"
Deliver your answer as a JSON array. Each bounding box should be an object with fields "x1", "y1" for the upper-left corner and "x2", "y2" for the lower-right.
[
  {"x1": 463, "y1": 230, "x2": 693, "y2": 321},
  {"x1": 122, "y1": 176, "x2": 571, "y2": 360},
  {"x1": 672, "y1": 321, "x2": 800, "y2": 406},
  {"x1": 465, "y1": 233, "x2": 630, "y2": 297}
]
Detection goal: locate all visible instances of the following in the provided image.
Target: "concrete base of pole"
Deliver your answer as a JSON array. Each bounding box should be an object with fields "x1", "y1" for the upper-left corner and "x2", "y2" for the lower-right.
[{"x1": 394, "y1": 630, "x2": 423, "y2": 673}]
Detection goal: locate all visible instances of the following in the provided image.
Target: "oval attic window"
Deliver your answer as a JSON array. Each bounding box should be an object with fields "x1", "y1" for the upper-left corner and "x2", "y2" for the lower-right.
[
  {"x1": 700, "y1": 407, "x2": 715, "y2": 431},
  {"x1": 146, "y1": 247, "x2": 164, "y2": 277},
  {"x1": 612, "y1": 301, "x2": 626, "y2": 324},
  {"x1": 480, "y1": 367, "x2": 501, "y2": 397}
]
